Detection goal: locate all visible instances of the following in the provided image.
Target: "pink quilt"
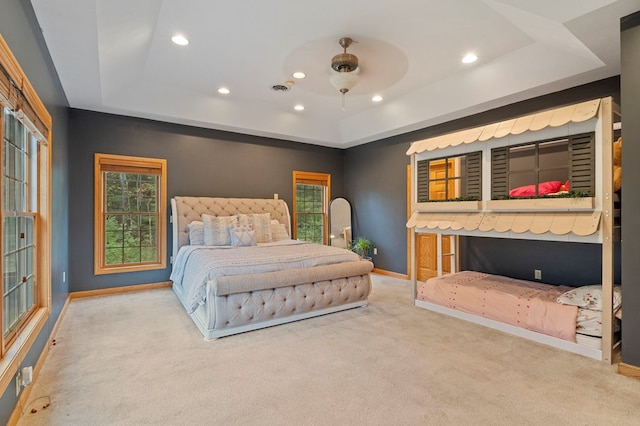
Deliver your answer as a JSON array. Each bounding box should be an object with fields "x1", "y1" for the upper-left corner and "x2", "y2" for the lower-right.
[{"x1": 417, "y1": 271, "x2": 578, "y2": 342}]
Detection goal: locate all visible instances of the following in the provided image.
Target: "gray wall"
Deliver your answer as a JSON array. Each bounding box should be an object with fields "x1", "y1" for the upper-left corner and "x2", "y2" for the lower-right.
[
  {"x1": 621, "y1": 11, "x2": 640, "y2": 367},
  {"x1": 345, "y1": 140, "x2": 410, "y2": 273},
  {"x1": 68, "y1": 109, "x2": 345, "y2": 291},
  {"x1": 461, "y1": 238, "x2": 621, "y2": 287},
  {"x1": 0, "y1": 0, "x2": 70, "y2": 423}
]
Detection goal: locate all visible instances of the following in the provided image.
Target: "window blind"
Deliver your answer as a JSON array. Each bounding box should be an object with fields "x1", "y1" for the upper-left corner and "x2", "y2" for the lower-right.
[{"x1": 0, "y1": 37, "x2": 50, "y2": 139}]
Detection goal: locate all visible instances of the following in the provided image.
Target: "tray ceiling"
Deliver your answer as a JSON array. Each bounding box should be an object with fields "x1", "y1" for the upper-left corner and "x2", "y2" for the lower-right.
[{"x1": 29, "y1": 0, "x2": 640, "y2": 148}]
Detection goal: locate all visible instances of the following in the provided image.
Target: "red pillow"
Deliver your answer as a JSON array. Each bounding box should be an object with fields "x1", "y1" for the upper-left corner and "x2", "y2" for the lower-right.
[{"x1": 509, "y1": 180, "x2": 563, "y2": 197}]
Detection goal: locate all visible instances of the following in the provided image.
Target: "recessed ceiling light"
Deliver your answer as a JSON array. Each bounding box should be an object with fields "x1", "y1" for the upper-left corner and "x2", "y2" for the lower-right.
[
  {"x1": 218, "y1": 87, "x2": 230, "y2": 94},
  {"x1": 171, "y1": 34, "x2": 189, "y2": 46},
  {"x1": 372, "y1": 95, "x2": 383, "y2": 102},
  {"x1": 462, "y1": 53, "x2": 478, "y2": 64},
  {"x1": 294, "y1": 105, "x2": 304, "y2": 111},
  {"x1": 292, "y1": 72, "x2": 306, "y2": 79}
]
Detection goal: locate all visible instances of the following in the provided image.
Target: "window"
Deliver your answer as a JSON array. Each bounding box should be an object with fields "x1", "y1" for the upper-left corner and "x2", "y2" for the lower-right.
[
  {"x1": 94, "y1": 154, "x2": 166, "y2": 274},
  {"x1": 292, "y1": 171, "x2": 330, "y2": 245},
  {"x1": 491, "y1": 133, "x2": 594, "y2": 199},
  {"x1": 3, "y1": 110, "x2": 37, "y2": 343},
  {"x1": 0, "y1": 34, "x2": 51, "y2": 393},
  {"x1": 508, "y1": 139, "x2": 569, "y2": 193},
  {"x1": 416, "y1": 152, "x2": 481, "y2": 202}
]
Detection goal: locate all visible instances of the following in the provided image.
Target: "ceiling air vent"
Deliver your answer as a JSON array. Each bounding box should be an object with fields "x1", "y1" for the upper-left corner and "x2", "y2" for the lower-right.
[{"x1": 271, "y1": 80, "x2": 294, "y2": 92}]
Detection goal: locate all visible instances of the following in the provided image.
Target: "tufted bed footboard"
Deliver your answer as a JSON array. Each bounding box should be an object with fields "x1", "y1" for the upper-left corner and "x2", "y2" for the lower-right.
[
  {"x1": 173, "y1": 264, "x2": 372, "y2": 339},
  {"x1": 170, "y1": 197, "x2": 374, "y2": 339}
]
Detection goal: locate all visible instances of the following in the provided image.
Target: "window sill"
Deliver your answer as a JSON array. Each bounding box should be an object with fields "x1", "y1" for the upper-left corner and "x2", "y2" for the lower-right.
[
  {"x1": 0, "y1": 307, "x2": 49, "y2": 395},
  {"x1": 414, "y1": 201, "x2": 482, "y2": 212},
  {"x1": 486, "y1": 197, "x2": 594, "y2": 211},
  {"x1": 94, "y1": 262, "x2": 167, "y2": 275}
]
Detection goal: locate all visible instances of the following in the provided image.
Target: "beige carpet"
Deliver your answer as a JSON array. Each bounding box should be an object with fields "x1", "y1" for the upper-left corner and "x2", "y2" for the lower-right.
[{"x1": 16, "y1": 274, "x2": 640, "y2": 425}]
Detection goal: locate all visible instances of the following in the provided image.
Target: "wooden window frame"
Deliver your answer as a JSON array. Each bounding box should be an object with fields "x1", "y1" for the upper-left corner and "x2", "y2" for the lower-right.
[
  {"x1": 417, "y1": 151, "x2": 482, "y2": 202},
  {"x1": 94, "y1": 153, "x2": 167, "y2": 275},
  {"x1": 491, "y1": 133, "x2": 595, "y2": 199},
  {"x1": 2, "y1": 112, "x2": 38, "y2": 346},
  {"x1": 0, "y1": 34, "x2": 52, "y2": 396},
  {"x1": 292, "y1": 171, "x2": 330, "y2": 245}
]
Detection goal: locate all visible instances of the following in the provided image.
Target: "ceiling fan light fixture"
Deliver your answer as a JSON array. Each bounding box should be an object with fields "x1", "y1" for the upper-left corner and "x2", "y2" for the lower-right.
[
  {"x1": 331, "y1": 37, "x2": 358, "y2": 72},
  {"x1": 329, "y1": 37, "x2": 360, "y2": 110},
  {"x1": 329, "y1": 72, "x2": 359, "y2": 94}
]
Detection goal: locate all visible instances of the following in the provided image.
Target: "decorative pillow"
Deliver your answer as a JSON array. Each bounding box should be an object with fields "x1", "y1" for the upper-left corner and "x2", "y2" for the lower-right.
[
  {"x1": 556, "y1": 285, "x2": 622, "y2": 312},
  {"x1": 270, "y1": 223, "x2": 290, "y2": 241},
  {"x1": 229, "y1": 224, "x2": 256, "y2": 247},
  {"x1": 187, "y1": 221, "x2": 204, "y2": 245},
  {"x1": 202, "y1": 214, "x2": 238, "y2": 246},
  {"x1": 238, "y1": 213, "x2": 272, "y2": 243},
  {"x1": 509, "y1": 180, "x2": 563, "y2": 197}
]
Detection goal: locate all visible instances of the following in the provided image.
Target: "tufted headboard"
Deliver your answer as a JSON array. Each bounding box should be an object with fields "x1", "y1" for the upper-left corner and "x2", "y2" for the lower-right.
[{"x1": 171, "y1": 197, "x2": 292, "y2": 258}]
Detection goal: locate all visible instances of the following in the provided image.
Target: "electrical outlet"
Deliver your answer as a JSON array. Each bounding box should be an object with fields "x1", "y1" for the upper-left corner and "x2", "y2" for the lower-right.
[
  {"x1": 373, "y1": 248, "x2": 378, "y2": 255},
  {"x1": 534, "y1": 269, "x2": 542, "y2": 280},
  {"x1": 274, "y1": 193, "x2": 278, "y2": 199},
  {"x1": 21, "y1": 366, "x2": 33, "y2": 386}
]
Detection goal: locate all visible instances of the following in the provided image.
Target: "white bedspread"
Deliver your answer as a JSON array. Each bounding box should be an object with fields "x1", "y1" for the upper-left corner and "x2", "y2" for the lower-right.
[{"x1": 170, "y1": 240, "x2": 361, "y2": 313}]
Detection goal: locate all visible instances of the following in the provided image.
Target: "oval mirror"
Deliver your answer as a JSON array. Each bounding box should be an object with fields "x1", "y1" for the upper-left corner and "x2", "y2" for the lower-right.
[{"x1": 329, "y1": 197, "x2": 352, "y2": 249}]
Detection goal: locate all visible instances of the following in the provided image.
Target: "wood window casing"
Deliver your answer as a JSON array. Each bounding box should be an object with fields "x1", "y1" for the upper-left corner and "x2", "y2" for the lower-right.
[
  {"x1": 0, "y1": 34, "x2": 52, "y2": 396},
  {"x1": 94, "y1": 154, "x2": 167, "y2": 275},
  {"x1": 491, "y1": 133, "x2": 595, "y2": 199},
  {"x1": 416, "y1": 151, "x2": 482, "y2": 202},
  {"x1": 292, "y1": 171, "x2": 330, "y2": 245}
]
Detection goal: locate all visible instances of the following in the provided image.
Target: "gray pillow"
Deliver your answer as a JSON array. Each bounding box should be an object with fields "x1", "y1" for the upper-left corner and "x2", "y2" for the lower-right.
[
  {"x1": 229, "y1": 224, "x2": 256, "y2": 247},
  {"x1": 187, "y1": 221, "x2": 204, "y2": 245}
]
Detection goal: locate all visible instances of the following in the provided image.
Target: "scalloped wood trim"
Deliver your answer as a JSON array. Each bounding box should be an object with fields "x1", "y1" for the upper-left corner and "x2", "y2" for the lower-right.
[
  {"x1": 407, "y1": 211, "x2": 601, "y2": 237},
  {"x1": 407, "y1": 98, "x2": 601, "y2": 155}
]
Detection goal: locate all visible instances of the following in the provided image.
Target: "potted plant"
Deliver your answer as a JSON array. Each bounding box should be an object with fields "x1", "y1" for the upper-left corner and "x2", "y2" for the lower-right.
[{"x1": 351, "y1": 237, "x2": 374, "y2": 261}]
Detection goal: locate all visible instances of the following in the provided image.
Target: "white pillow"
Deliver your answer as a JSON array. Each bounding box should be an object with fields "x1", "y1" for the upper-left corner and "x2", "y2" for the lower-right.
[
  {"x1": 229, "y1": 224, "x2": 256, "y2": 247},
  {"x1": 187, "y1": 221, "x2": 204, "y2": 245},
  {"x1": 238, "y1": 213, "x2": 272, "y2": 243},
  {"x1": 270, "y1": 223, "x2": 290, "y2": 241},
  {"x1": 202, "y1": 214, "x2": 238, "y2": 246},
  {"x1": 556, "y1": 285, "x2": 622, "y2": 312}
]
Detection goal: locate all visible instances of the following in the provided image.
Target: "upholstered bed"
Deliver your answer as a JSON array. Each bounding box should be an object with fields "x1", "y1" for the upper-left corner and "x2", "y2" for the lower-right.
[{"x1": 170, "y1": 197, "x2": 373, "y2": 340}]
